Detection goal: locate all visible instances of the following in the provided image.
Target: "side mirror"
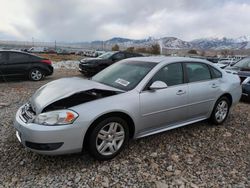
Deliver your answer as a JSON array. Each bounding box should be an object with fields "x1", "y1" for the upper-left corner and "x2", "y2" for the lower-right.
[{"x1": 149, "y1": 81, "x2": 168, "y2": 90}]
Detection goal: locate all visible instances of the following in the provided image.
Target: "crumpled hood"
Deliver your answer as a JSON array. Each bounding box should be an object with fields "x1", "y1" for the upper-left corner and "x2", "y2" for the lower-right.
[{"x1": 30, "y1": 77, "x2": 121, "y2": 114}]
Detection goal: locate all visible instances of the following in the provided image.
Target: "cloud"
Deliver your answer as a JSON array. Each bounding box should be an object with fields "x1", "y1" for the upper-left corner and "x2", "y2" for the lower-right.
[{"x1": 0, "y1": 0, "x2": 250, "y2": 41}]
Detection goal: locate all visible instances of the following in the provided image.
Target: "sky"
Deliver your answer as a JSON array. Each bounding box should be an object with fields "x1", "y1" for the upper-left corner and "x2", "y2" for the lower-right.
[{"x1": 0, "y1": 0, "x2": 250, "y2": 42}]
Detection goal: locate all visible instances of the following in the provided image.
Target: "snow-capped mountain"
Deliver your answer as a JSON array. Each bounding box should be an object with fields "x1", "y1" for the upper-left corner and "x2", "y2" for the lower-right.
[
  {"x1": 159, "y1": 37, "x2": 192, "y2": 49},
  {"x1": 91, "y1": 36, "x2": 250, "y2": 50},
  {"x1": 191, "y1": 36, "x2": 250, "y2": 50},
  {"x1": 234, "y1": 36, "x2": 250, "y2": 43}
]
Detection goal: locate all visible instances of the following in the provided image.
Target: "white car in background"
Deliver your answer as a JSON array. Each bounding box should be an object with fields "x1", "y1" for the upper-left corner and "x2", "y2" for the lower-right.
[{"x1": 28, "y1": 47, "x2": 46, "y2": 53}]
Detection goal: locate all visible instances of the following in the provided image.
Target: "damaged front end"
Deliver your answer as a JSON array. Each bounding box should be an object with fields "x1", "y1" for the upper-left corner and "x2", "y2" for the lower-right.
[
  {"x1": 19, "y1": 77, "x2": 124, "y2": 125},
  {"x1": 42, "y1": 89, "x2": 120, "y2": 112},
  {"x1": 19, "y1": 89, "x2": 121, "y2": 125}
]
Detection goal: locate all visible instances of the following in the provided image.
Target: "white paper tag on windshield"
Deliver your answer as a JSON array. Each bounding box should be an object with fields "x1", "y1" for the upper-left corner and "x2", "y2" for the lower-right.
[{"x1": 115, "y1": 78, "x2": 130, "y2": 87}]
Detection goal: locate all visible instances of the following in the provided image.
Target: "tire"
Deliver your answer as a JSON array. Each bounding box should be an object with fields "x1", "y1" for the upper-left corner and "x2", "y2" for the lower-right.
[
  {"x1": 29, "y1": 68, "x2": 44, "y2": 81},
  {"x1": 87, "y1": 117, "x2": 129, "y2": 160},
  {"x1": 210, "y1": 96, "x2": 230, "y2": 125}
]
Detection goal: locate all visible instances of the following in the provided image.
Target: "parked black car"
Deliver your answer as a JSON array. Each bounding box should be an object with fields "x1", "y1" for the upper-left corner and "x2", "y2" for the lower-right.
[
  {"x1": 242, "y1": 77, "x2": 250, "y2": 101},
  {"x1": 0, "y1": 50, "x2": 53, "y2": 81},
  {"x1": 226, "y1": 57, "x2": 250, "y2": 101},
  {"x1": 79, "y1": 51, "x2": 143, "y2": 76}
]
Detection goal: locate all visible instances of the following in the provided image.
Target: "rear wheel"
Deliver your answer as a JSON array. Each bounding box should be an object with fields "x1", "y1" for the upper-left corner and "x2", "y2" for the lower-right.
[
  {"x1": 87, "y1": 117, "x2": 129, "y2": 160},
  {"x1": 210, "y1": 97, "x2": 230, "y2": 125},
  {"x1": 29, "y1": 68, "x2": 44, "y2": 81}
]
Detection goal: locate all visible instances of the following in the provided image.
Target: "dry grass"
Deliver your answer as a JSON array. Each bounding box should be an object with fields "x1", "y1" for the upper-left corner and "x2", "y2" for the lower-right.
[{"x1": 35, "y1": 53, "x2": 84, "y2": 62}]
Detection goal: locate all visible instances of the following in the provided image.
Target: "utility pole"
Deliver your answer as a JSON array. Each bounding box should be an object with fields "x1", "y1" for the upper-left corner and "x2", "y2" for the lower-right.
[
  {"x1": 55, "y1": 40, "x2": 57, "y2": 50},
  {"x1": 32, "y1": 37, "x2": 34, "y2": 46}
]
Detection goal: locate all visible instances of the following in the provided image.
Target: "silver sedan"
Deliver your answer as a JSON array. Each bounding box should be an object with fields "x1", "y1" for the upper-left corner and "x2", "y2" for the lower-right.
[{"x1": 13, "y1": 57, "x2": 242, "y2": 160}]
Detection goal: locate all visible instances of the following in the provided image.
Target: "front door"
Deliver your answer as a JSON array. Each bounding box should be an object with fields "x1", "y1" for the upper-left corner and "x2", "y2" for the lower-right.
[{"x1": 139, "y1": 63, "x2": 188, "y2": 133}]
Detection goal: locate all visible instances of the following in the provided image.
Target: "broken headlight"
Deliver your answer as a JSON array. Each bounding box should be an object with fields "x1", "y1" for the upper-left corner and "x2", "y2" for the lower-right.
[{"x1": 34, "y1": 110, "x2": 78, "y2": 125}]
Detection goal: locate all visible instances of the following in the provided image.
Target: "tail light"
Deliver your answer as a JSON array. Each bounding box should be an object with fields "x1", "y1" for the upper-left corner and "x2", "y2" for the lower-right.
[{"x1": 41, "y1": 59, "x2": 52, "y2": 65}]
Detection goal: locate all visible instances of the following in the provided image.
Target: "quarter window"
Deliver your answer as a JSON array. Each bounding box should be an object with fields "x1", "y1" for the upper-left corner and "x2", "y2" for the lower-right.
[
  {"x1": 147, "y1": 63, "x2": 184, "y2": 88},
  {"x1": 186, "y1": 63, "x2": 211, "y2": 82}
]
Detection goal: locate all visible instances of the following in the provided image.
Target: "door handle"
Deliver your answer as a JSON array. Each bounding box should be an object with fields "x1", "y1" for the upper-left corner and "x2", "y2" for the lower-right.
[
  {"x1": 176, "y1": 90, "x2": 186, "y2": 95},
  {"x1": 211, "y1": 83, "x2": 218, "y2": 88}
]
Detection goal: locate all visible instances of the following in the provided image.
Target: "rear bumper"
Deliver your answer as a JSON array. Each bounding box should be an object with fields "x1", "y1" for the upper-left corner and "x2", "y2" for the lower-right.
[{"x1": 45, "y1": 66, "x2": 54, "y2": 76}]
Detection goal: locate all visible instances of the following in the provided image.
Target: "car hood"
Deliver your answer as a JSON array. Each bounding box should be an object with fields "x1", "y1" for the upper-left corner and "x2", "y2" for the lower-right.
[
  {"x1": 226, "y1": 66, "x2": 241, "y2": 71},
  {"x1": 30, "y1": 77, "x2": 122, "y2": 114},
  {"x1": 80, "y1": 58, "x2": 111, "y2": 64},
  {"x1": 225, "y1": 66, "x2": 250, "y2": 77}
]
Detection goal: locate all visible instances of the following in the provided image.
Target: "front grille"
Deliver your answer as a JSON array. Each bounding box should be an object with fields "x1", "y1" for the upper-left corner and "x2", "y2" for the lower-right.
[{"x1": 19, "y1": 103, "x2": 36, "y2": 123}]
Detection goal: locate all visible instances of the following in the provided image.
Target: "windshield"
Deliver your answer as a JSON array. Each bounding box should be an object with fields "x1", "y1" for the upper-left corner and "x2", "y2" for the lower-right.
[
  {"x1": 232, "y1": 58, "x2": 250, "y2": 68},
  {"x1": 92, "y1": 61, "x2": 156, "y2": 91},
  {"x1": 98, "y1": 52, "x2": 116, "y2": 59}
]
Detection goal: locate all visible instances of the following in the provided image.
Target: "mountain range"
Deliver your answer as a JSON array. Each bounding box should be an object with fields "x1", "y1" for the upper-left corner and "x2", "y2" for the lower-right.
[{"x1": 91, "y1": 36, "x2": 250, "y2": 50}]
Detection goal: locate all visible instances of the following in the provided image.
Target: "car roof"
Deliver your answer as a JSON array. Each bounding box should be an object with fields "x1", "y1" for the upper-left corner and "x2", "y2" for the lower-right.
[
  {"x1": 127, "y1": 56, "x2": 212, "y2": 64},
  {"x1": 0, "y1": 50, "x2": 41, "y2": 57}
]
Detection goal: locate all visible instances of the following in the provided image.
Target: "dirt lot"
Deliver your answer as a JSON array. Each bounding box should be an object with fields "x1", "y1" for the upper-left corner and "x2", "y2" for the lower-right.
[
  {"x1": 0, "y1": 69, "x2": 249, "y2": 187},
  {"x1": 35, "y1": 53, "x2": 83, "y2": 62}
]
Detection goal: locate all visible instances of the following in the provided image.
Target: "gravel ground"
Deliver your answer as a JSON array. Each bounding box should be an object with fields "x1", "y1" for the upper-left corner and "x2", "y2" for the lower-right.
[{"x1": 0, "y1": 69, "x2": 249, "y2": 187}]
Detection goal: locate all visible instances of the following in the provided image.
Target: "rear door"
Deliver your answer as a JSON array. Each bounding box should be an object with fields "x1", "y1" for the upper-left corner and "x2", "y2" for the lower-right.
[
  {"x1": 0, "y1": 52, "x2": 8, "y2": 75},
  {"x1": 5, "y1": 52, "x2": 32, "y2": 75},
  {"x1": 185, "y1": 62, "x2": 221, "y2": 120}
]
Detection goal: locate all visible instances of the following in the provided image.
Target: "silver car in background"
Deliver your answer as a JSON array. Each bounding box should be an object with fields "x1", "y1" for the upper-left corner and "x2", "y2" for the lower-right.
[{"x1": 13, "y1": 57, "x2": 242, "y2": 160}]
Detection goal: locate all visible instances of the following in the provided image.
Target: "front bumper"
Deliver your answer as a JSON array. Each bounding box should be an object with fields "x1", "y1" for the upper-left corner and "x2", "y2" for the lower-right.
[
  {"x1": 13, "y1": 106, "x2": 87, "y2": 155},
  {"x1": 242, "y1": 84, "x2": 250, "y2": 100},
  {"x1": 79, "y1": 64, "x2": 98, "y2": 75}
]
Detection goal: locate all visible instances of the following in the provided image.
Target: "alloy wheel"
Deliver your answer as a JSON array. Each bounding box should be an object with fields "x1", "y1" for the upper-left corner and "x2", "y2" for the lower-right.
[
  {"x1": 215, "y1": 100, "x2": 228, "y2": 123},
  {"x1": 31, "y1": 70, "x2": 42, "y2": 81},
  {"x1": 96, "y1": 122, "x2": 125, "y2": 156}
]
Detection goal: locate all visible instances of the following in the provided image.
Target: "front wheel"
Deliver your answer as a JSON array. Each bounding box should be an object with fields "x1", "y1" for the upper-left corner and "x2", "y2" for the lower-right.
[
  {"x1": 29, "y1": 68, "x2": 44, "y2": 81},
  {"x1": 210, "y1": 97, "x2": 230, "y2": 125},
  {"x1": 88, "y1": 117, "x2": 129, "y2": 160}
]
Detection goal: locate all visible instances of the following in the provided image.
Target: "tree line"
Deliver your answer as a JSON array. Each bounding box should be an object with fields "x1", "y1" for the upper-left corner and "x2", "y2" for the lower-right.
[{"x1": 111, "y1": 44, "x2": 161, "y2": 55}]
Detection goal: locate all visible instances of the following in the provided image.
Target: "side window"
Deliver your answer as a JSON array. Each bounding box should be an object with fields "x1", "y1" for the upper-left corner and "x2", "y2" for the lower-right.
[
  {"x1": 9, "y1": 53, "x2": 30, "y2": 63},
  {"x1": 186, "y1": 63, "x2": 211, "y2": 82},
  {"x1": 0, "y1": 52, "x2": 7, "y2": 64},
  {"x1": 210, "y1": 66, "x2": 222, "y2": 79},
  {"x1": 125, "y1": 53, "x2": 134, "y2": 58},
  {"x1": 147, "y1": 63, "x2": 183, "y2": 88},
  {"x1": 125, "y1": 53, "x2": 139, "y2": 58},
  {"x1": 112, "y1": 53, "x2": 125, "y2": 60}
]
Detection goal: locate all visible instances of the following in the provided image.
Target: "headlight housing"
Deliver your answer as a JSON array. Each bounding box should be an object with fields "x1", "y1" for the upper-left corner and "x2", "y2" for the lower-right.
[{"x1": 34, "y1": 110, "x2": 78, "y2": 126}]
